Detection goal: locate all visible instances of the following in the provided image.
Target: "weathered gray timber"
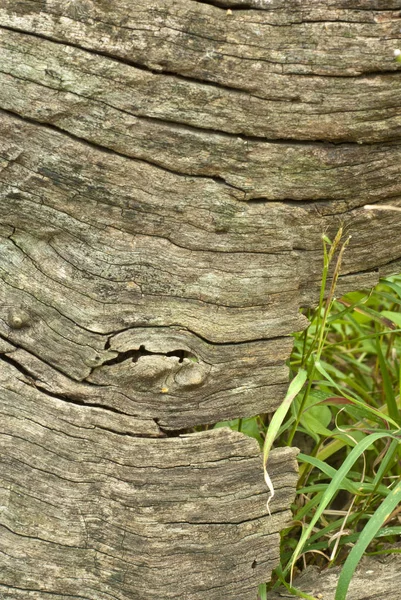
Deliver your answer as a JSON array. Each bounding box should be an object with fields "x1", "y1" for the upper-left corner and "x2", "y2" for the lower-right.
[
  {"x1": 268, "y1": 551, "x2": 401, "y2": 599},
  {"x1": 0, "y1": 1, "x2": 401, "y2": 598},
  {"x1": 0, "y1": 354, "x2": 298, "y2": 599}
]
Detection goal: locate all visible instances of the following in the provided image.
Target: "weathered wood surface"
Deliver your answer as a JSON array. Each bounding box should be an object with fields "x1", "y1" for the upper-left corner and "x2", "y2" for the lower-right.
[
  {"x1": 1, "y1": 1, "x2": 401, "y2": 598},
  {"x1": 268, "y1": 551, "x2": 401, "y2": 599},
  {"x1": 0, "y1": 354, "x2": 299, "y2": 599}
]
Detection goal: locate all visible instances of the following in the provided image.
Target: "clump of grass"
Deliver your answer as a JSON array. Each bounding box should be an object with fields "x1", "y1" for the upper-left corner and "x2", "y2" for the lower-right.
[{"x1": 217, "y1": 231, "x2": 401, "y2": 600}]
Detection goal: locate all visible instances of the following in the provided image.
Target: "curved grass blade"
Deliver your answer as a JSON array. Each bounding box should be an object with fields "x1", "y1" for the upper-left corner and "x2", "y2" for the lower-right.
[
  {"x1": 376, "y1": 336, "x2": 400, "y2": 425},
  {"x1": 314, "y1": 360, "x2": 400, "y2": 429},
  {"x1": 297, "y1": 454, "x2": 389, "y2": 497},
  {"x1": 273, "y1": 565, "x2": 320, "y2": 600},
  {"x1": 263, "y1": 369, "x2": 307, "y2": 512},
  {"x1": 287, "y1": 432, "x2": 397, "y2": 581},
  {"x1": 381, "y1": 279, "x2": 401, "y2": 300},
  {"x1": 335, "y1": 480, "x2": 401, "y2": 600},
  {"x1": 332, "y1": 299, "x2": 396, "y2": 329},
  {"x1": 371, "y1": 438, "x2": 399, "y2": 492},
  {"x1": 279, "y1": 581, "x2": 319, "y2": 600}
]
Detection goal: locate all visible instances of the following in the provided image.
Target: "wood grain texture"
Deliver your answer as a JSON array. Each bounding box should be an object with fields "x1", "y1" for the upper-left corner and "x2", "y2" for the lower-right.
[
  {"x1": 0, "y1": 355, "x2": 298, "y2": 600},
  {"x1": 1, "y1": 1, "x2": 401, "y2": 598}
]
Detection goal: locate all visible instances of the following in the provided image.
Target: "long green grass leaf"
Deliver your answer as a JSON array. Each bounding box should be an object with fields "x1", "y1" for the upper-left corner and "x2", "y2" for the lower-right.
[
  {"x1": 288, "y1": 432, "x2": 396, "y2": 580},
  {"x1": 263, "y1": 369, "x2": 307, "y2": 464},
  {"x1": 298, "y1": 454, "x2": 360, "y2": 495},
  {"x1": 258, "y1": 583, "x2": 267, "y2": 600},
  {"x1": 314, "y1": 360, "x2": 400, "y2": 429},
  {"x1": 381, "y1": 279, "x2": 401, "y2": 299},
  {"x1": 371, "y1": 438, "x2": 399, "y2": 492},
  {"x1": 376, "y1": 336, "x2": 400, "y2": 424},
  {"x1": 297, "y1": 454, "x2": 389, "y2": 497},
  {"x1": 263, "y1": 369, "x2": 307, "y2": 509},
  {"x1": 335, "y1": 480, "x2": 401, "y2": 600},
  {"x1": 280, "y1": 581, "x2": 319, "y2": 600}
]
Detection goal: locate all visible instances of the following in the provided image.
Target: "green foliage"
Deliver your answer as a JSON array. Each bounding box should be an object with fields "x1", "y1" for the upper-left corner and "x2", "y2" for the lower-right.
[
  {"x1": 277, "y1": 235, "x2": 401, "y2": 598},
  {"x1": 335, "y1": 479, "x2": 401, "y2": 600},
  {"x1": 214, "y1": 416, "x2": 264, "y2": 447},
  {"x1": 215, "y1": 231, "x2": 401, "y2": 600},
  {"x1": 262, "y1": 369, "x2": 307, "y2": 511}
]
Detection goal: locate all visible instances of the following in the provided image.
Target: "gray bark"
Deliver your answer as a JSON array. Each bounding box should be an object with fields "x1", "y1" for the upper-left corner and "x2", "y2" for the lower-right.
[
  {"x1": 0, "y1": 1, "x2": 401, "y2": 598},
  {"x1": 0, "y1": 352, "x2": 298, "y2": 599}
]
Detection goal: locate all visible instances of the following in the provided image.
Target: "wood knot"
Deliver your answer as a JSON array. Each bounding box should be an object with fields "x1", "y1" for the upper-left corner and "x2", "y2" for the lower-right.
[
  {"x1": 174, "y1": 362, "x2": 208, "y2": 388},
  {"x1": 8, "y1": 309, "x2": 31, "y2": 329}
]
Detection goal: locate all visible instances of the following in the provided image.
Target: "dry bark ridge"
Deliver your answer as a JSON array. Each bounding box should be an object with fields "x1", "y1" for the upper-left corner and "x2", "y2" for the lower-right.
[{"x1": 0, "y1": 1, "x2": 401, "y2": 598}]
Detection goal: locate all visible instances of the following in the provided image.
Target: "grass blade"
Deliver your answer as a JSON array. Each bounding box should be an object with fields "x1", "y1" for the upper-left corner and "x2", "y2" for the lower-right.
[
  {"x1": 297, "y1": 453, "x2": 388, "y2": 497},
  {"x1": 376, "y1": 336, "x2": 400, "y2": 424},
  {"x1": 314, "y1": 360, "x2": 400, "y2": 429},
  {"x1": 335, "y1": 480, "x2": 401, "y2": 600},
  {"x1": 288, "y1": 432, "x2": 396, "y2": 581},
  {"x1": 263, "y1": 369, "x2": 307, "y2": 510},
  {"x1": 263, "y1": 369, "x2": 307, "y2": 462}
]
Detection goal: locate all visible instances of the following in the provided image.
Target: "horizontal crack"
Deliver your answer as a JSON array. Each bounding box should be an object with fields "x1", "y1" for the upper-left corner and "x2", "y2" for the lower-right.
[
  {"x1": 189, "y1": 0, "x2": 401, "y2": 14},
  {"x1": 0, "y1": 352, "x2": 163, "y2": 438},
  {"x1": 0, "y1": 584, "x2": 91, "y2": 600},
  {"x1": 1, "y1": 21, "x2": 399, "y2": 112},
  {"x1": 101, "y1": 345, "x2": 196, "y2": 366},
  {"x1": 105, "y1": 322, "x2": 293, "y2": 348},
  {"x1": 0, "y1": 522, "x2": 87, "y2": 550},
  {"x1": 0, "y1": 107, "x2": 244, "y2": 192},
  {"x1": 0, "y1": 67, "x2": 331, "y2": 143},
  {"x1": 0, "y1": 23, "x2": 272, "y2": 102}
]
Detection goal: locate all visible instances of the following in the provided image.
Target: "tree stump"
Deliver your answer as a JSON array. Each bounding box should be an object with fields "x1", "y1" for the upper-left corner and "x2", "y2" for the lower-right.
[{"x1": 0, "y1": 2, "x2": 401, "y2": 598}]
